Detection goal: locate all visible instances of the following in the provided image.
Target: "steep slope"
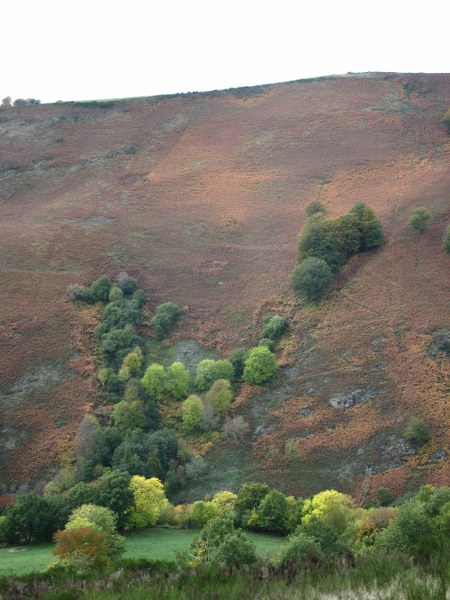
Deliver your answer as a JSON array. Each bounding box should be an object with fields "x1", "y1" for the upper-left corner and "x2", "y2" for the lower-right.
[{"x1": 0, "y1": 73, "x2": 449, "y2": 498}]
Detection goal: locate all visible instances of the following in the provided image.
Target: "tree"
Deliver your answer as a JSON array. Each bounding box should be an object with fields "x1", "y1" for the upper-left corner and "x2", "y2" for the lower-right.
[
  {"x1": 189, "y1": 501, "x2": 219, "y2": 528},
  {"x1": 262, "y1": 315, "x2": 289, "y2": 341},
  {"x1": 408, "y1": 207, "x2": 431, "y2": 233},
  {"x1": 211, "y1": 491, "x2": 238, "y2": 518},
  {"x1": 65, "y1": 504, "x2": 124, "y2": 557},
  {"x1": 403, "y1": 418, "x2": 430, "y2": 448},
  {"x1": 376, "y1": 487, "x2": 396, "y2": 507},
  {"x1": 95, "y1": 470, "x2": 133, "y2": 530},
  {"x1": 348, "y1": 202, "x2": 385, "y2": 251},
  {"x1": 302, "y1": 490, "x2": 355, "y2": 537},
  {"x1": 194, "y1": 359, "x2": 234, "y2": 391},
  {"x1": 297, "y1": 215, "x2": 343, "y2": 272},
  {"x1": 53, "y1": 527, "x2": 112, "y2": 569},
  {"x1": 2, "y1": 493, "x2": 54, "y2": 544},
  {"x1": 127, "y1": 476, "x2": 169, "y2": 528},
  {"x1": 213, "y1": 530, "x2": 256, "y2": 568},
  {"x1": 443, "y1": 225, "x2": 450, "y2": 254},
  {"x1": 151, "y1": 302, "x2": 180, "y2": 340},
  {"x1": 235, "y1": 483, "x2": 270, "y2": 527},
  {"x1": 99, "y1": 327, "x2": 139, "y2": 369},
  {"x1": 141, "y1": 363, "x2": 167, "y2": 401},
  {"x1": 115, "y1": 272, "x2": 138, "y2": 295},
  {"x1": 113, "y1": 400, "x2": 146, "y2": 434},
  {"x1": 109, "y1": 286, "x2": 124, "y2": 303},
  {"x1": 1, "y1": 96, "x2": 12, "y2": 108},
  {"x1": 188, "y1": 517, "x2": 235, "y2": 564},
  {"x1": 182, "y1": 395, "x2": 206, "y2": 432},
  {"x1": 86, "y1": 275, "x2": 112, "y2": 303},
  {"x1": 290, "y1": 257, "x2": 332, "y2": 303},
  {"x1": 227, "y1": 348, "x2": 249, "y2": 380},
  {"x1": 275, "y1": 532, "x2": 323, "y2": 571},
  {"x1": 118, "y1": 347, "x2": 143, "y2": 382},
  {"x1": 206, "y1": 379, "x2": 233, "y2": 414},
  {"x1": 242, "y1": 346, "x2": 277, "y2": 385},
  {"x1": 253, "y1": 489, "x2": 288, "y2": 533},
  {"x1": 166, "y1": 361, "x2": 190, "y2": 400}
]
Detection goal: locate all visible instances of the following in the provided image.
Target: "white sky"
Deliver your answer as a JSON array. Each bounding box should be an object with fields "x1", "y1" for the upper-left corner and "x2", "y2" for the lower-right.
[{"x1": 2, "y1": 0, "x2": 449, "y2": 103}]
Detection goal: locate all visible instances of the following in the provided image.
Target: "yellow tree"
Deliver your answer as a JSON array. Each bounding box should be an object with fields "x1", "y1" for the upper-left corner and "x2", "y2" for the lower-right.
[{"x1": 127, "y1": 476, "x2": 169, "y2": 528}]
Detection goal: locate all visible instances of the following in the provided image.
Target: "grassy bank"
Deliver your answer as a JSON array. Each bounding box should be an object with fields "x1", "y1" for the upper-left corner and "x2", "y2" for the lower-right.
[{"x1": 0, "y1": 528, "x2": 284, "y2": 577}]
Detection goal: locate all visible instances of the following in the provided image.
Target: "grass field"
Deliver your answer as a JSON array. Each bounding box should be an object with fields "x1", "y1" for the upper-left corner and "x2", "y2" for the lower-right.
[{"x1": 0, "y1": 528, "x2": 285, "y2": 577}]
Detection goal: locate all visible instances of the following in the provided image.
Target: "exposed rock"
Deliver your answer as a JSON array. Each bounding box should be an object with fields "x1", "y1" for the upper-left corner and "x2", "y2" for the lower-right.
[
  {"x1": 254, "y1": 424, "x2": 276, "y2": 437},
  {"x1": 299, "y1": 407, "x2": 314, "y2": 417},
  {"x1": 329, "y1": 388, "x2": 378, "y2": 409},
  {"x1": 428, "y1": 328, "x2": 450, "y2": 358},
  {"x1": 429, "y1": 449, "x2": 448, "y2": 464},
  {"x1": 365, "y1": 435, "x2": 416, "y2": 474}
]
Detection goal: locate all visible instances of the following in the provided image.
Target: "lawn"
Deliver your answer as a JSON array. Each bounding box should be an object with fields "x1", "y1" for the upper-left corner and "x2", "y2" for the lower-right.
[{"x1": 0, "y1": 528, "x2": 285, "y2": 577}]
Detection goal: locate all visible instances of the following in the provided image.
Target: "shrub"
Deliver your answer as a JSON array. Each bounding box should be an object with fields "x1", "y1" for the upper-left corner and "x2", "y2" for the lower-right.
[
  {"x1": 305, "y1": 200, "x2": 327, "y2": 217},
  {"x1": 115, "y1": 272, "x2": 138, "y2": 295},
  {"x1": 222, "y1": 416, "x2": 249, "y2": 442},
  {"x1": 403, "y1": 418, "x2": 430, "y2": 447},
  {"x1": 188, "y1": 517, "x2": 235, "y2": 564},
  {"x1": 242, "y1": 346, "x2": 277, "y2": 385},
  {"x1": 86, "y1": 276, "x2": 112, "y2": 303},
  {"x1": 443, "y1": 224, "x2": 450, "y2": 254},
  {"x1": 206, "y1": 379, "x2": 233, "y2": 414},
  {"x1": 376, "y1": 487, "x2": 396, "y2": 507},
  {"x1": 258, "y1": 337, "x2": 275, "y2": 351},
  {"x1": 213, "y1": 530, "x2": 257, "y2": 567},
  {"x1": 108, "y1": 286, "x2": 124, "y2": 303},
  {"x1": 290, "y1": 257, "x2": 332, "y2": 303},
  {"x1": 65, "y1": 504, "x2": 124, "y2": 557},
  {"x1": 442, "y1": 107, "x2": 450, "y2": 132},
  {"x1": 151, "y1": 302, "x2": 180, "y2": 340},
  {"x1": 275, "y1": 532, "x2": 323, "y2": 570},
  {"x1": 67, "y1": 284, "x2": 87, "y2": 301},
  {"x1": 408, "y1": 207, "x2": 431, "y2": 233},
  {"x1": 262, "y1": 315, "x2": 289, "y2": 341}
]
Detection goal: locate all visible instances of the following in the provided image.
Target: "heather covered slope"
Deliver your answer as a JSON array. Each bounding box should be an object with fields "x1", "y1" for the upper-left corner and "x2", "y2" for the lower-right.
[{"x1": 0, "y1": 73, "x2": 449, "y2": 496}]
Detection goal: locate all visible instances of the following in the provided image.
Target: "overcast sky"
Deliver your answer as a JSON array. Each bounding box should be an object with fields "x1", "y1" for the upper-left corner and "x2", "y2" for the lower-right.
[{"x1": 3, "y1": 0, "x2": 449, "y2": 103}]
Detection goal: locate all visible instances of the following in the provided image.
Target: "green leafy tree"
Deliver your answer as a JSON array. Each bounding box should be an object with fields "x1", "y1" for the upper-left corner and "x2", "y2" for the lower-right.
[
  {"x1": 235, "y1": 483, "x2": 270, "y2": 527},
  {"x1": 408, "y1": 207, "x2": 431, "y2": 233},
  {"x1": 262, "y1": 315, "x2": 289, "y2": 341},
  {"x1": 297, "y1": 215, "x2": 343, "y2": 272},
  {"x1": 113, "y1": 400, "x2": 146, "y2": 434},
  {"x1": 151, "y1": 302, "x2": 181, "y2": 340},
  {"x1": 166, "y1": 361, "x2": 190, "y2": 400},
  {"x1": 108, "y1": 286, "x2": 124, "y2": 303},
  {"x1": 127, "y1": 476, "x2": 169, "y2": 528},
  {"x1": 83, "y1": 427, "x2": 123, "y2": 481},
  {"x1": 228, "y1": 348, "x2": 249, "y2": 380},
  {"x1": 141, "y1": 363, "x2": 167, "y2": 401},
  {"x1": 189, "y1": 501, "x2": 220, "y2": 528},
  {"x1": 348, "y1": 202, "x2": 385, "y2": 251},
  {"x1": 213, "y1": 530, "x2": 257, "y2": 567},
  {"x1": 403, "y1": 418, "x2": 430, "y2": 448},
  {"x1": 99, "y1": 327, "x2": 139, "y2": 369},
  {"x1": 443, "y1": 225, "x2": 450, "y2": 254},
  {"x1": 330, "y1": 213, "x2": 361, "y2": 260},
  {"x1": 376, "y1": 487, "x2": 396, "y2": 507},
  {"x1": 86, "y1": 276, "x2": 112, "y2": 303},
  {"x1": 3, "y1": 493, "x2": 55, "y2": 544},
  {"x1": 188, "y1": 517, "x2": 235, "y2": 564},
  {"x1": 242, "y1": 346, "x2": 277, "y2": 385},
  {"x1": 182, "y1": 395, "x2": 206, "y2": 432},
  {"x1": 211, "y1": 491, "x2": 238, "y2": 518},
  {"x1": 118, "y1": 347, "x2": 143, "y2": 382},
  {"x1": 275, "y1": 532, "x2": 323, "y2": 570},
  {"x1": 194, "y1": 359, "x2": 234, "y2": 391},
  {"x1": 290, "y1": 257, "x2": 333, "y2": 303},
  {"x1": 95, "y1": 470, "x2": 133, "y2": 530},
  {"x1": 253, "y1": 489, "x2": 288, "y2": 533},
  {"x1": 65, "y1": 504, "x2": 124, "y2": 557},
  {"x1": 302, "y1": 490, "x2": 356, "y2": 537},
  {"x1": 206, "y1": 379, "x2": 233, "y2": 414}
]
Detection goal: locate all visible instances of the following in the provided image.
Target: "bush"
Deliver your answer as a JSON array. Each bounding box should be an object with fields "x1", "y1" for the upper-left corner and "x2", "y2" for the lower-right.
[
  {"x1": 65, "y1": 504, "x2": 124, "y2": 557},
  {"x1": 67, "y1": 284, "x2": 87, "y2": 301},
  {"x1": 115, "y1": 272, "x2": 138, "y2": 295},
  {"x1": 442, "y1": 107, "x2": 450, "y2": 132},
  {"x1": 408, "y1": 207, "x2": 431, "y2": 233},
  {"x1": 242, "y1": 346, "x2": 277, "y2": 385},
  {"x1": 297, "y1": 215, "x2": 343, "y2": 272},
  {"x1": 376, "y1": 487, "x2": 396, "y2": 507},
  {"x1": 227, "y1": 348, "x2": 249, "y2": 380},
  {"x1": 348, "y1": 202, "x2": 385, "y2": 251},
  {"x1": 222, "y1": 416, "x2": 249, "y2": 442},
  {"x1": 258, "y1": 337, "x2": 275, "y2": 351},
  {"x1": 275, "y1": 532, "x2": 323, "y2": 570},
  {"x1": 151, "y1": 302, "x2": 180, "y2": 340},
  {"x1": 290, "y1": 257, "x2": 333, "y2": 303},
  {"x1": 262, "y1": 315, "x2": 289, "y2": 341},
  {"x1": 213, "y1": 530, "x2": 257, "y2": 567},
  {"x1": 443, "y1": 224, "x2": 450, "y2": 254},
  {"x1": 403, "y1": 418, "x2": 430, "y2": 447},
  {"x1": 53, "y1": 527, "x2": 112, "y2": 569},
  {"x1": 305, "y1": 200, "x2": 327, "y2": 217}
]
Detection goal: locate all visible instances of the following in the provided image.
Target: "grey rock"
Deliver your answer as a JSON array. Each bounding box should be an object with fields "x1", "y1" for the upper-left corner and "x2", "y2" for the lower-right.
[
  {"x1": 329, "y1": 388, "x2": 378, "y2": 409},
  {"x1": 428, "y1": 329, "x2": 450, "y2": 358},
  {"x1": 299, "y1": 407, "x2": 314, "y2": 417},
  {"x1": 254, "y1": 424, "x2": 275, "y2": 437},
  {"x1": 429, "y1": 449, "x2": 448, "y2": 464}
]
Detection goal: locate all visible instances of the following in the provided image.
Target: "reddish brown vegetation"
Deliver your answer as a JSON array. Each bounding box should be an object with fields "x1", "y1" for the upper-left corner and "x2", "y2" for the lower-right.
[{"x1": 0, "y1": 73, "x2": 449, "y2": 494}]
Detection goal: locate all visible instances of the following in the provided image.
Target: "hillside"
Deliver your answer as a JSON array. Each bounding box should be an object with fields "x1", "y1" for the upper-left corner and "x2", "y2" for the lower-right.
[{"x1": 0, "y1": 72, "x2": 449, "y2": 500}]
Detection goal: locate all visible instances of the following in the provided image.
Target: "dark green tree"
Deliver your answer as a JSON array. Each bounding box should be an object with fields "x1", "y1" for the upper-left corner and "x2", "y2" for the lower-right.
[
  {"x1": 305, "y1": 200, "x2": 327, "y2": 217},
  {"x1": 290, "y1": 257, "x2": 333, "y2": 303},
  {"x1": 262, "y1": 315, "x2": 289, "y2": 341},
  {"x1": 3, "y1": 494, "x2": 55, "y2": 544},
  {"x1": 348, "y1": 202, "x2": 386, "y2": 251},
  {"x1": 151, "y1": 302, "x2": 181, "y2": 340},
  {"x1": 408, "y1": 207, "x2": 431, "y2": 233},
  {"x1": 255, "y1": 490, "x2": 288, "y2": 533}
]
